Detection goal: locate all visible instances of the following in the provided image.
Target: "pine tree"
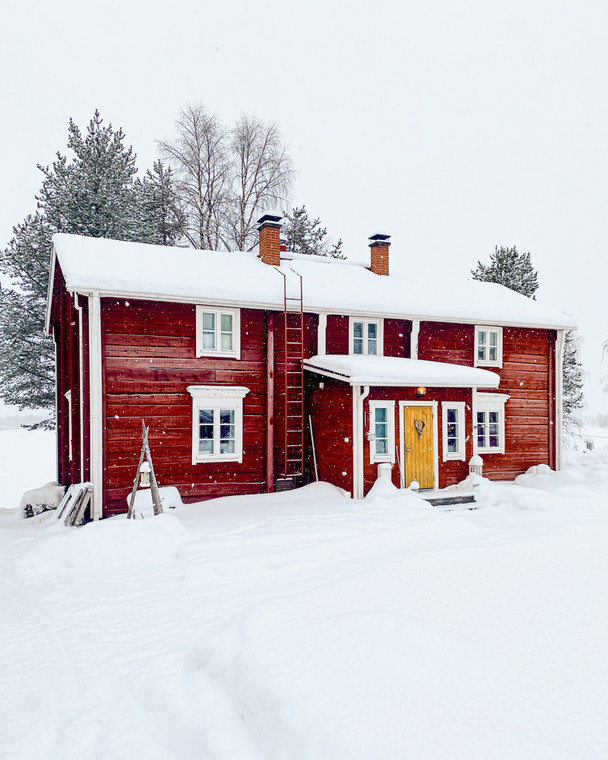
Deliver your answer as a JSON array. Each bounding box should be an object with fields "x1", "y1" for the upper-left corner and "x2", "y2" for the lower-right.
[
  {"x1": 471, "y1": 245, "x2": 584, "y2": 434},
  {"x1": 282, "y1": 206, "x2": 344, "y2": 258},
  {"x1": 0, "y1": 214, "x2": 55, "y2": 414},
  {"x1": 471, "y1": 246, "x2": 539, "y2": 298},
  {"x1": 0, "y1": 111, "x2": 164, "y2": 417},
  {"x1": 37, "y1": 110, "x2": 140, "y2": 240}
]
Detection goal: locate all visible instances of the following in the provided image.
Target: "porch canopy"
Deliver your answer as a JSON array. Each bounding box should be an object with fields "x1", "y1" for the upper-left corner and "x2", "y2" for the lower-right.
[{"x1": 303, "y1": 354, "x2": 500, "y2": 388}]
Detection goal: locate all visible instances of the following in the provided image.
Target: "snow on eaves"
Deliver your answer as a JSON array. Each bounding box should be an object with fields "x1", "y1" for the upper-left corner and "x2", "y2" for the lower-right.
[
  {"x1": 51, "y1": 234, "x2": 576, "y2": 329},
  {"x1": 304, "y1": 355, "x2": 501, "y2": 388}
]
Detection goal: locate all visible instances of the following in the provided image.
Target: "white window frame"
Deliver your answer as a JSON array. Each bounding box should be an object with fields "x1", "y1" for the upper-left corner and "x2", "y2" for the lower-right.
[
  {"x1": 441, "y1": 401, "x2": 466, "y2": 462},
  {"x1": 349, "y1": 317, "x2": 384, "y2": 356},
  {"x1": 187, "y1": 385, "x2": 249, "y2": 464},
  {"x1": 196, "y1": 306, "x2": 241, "y2": 359},
  {"x1": 368, "y1": 400, "x2": 395, "y2": 464},
  {"x1": 474, "y1": 325, "x2": 503, "y2": 368},
  {"x1": 474, "y1": 392, "x2": 509, "y2": 455}
]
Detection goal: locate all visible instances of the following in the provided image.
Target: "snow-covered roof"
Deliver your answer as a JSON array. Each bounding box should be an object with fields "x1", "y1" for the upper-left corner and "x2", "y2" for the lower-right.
[
  {"x1": 50, "y1": 234, "x2": 576, "y2": 329},
  {"x1": 304, "y1": 355, "x2": 501, "y2": 388}
]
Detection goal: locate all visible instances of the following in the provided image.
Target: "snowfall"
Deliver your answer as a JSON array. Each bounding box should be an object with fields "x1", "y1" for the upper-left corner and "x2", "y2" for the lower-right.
[{"x1": 1, "y1": 428, "x2": 608, "y2": 759}]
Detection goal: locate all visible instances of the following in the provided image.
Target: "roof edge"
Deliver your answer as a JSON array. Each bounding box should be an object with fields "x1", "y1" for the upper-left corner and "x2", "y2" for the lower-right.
[
  {"x1": 61, "y1": 285, "x2": 575, "y2": 332},
  {"x1": 303, "y1": 358, "x2": 500, "y2": 389},
  {"x1": 44, "y1": 245, "x2": 58, "y2": 335}
]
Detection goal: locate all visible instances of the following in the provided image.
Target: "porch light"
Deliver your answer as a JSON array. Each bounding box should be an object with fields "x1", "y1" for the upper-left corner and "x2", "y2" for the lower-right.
[
  {"x1": 416, "y1": 386, "x2": 427, "y2": 397},
  {"x1": 140, "y1": 461, "x2": 151, "y2": 488}
]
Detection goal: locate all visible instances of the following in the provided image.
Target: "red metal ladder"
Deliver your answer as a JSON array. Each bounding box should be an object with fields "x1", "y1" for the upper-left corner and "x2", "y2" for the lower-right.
[{"x1": 276, "y1": 268, "x2": 304, "y2": 478}]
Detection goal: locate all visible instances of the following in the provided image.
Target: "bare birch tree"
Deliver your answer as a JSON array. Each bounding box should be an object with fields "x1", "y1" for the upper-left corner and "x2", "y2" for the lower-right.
[
  {"x1": 223, "y1": 115, "x2": 294, "y2": 251},
  {"x1": 158, "y1": 103, "x2": 230, "y2": 249},
  {"x1": 160, "y1": 106, "x2": 293, "y2": 251}
]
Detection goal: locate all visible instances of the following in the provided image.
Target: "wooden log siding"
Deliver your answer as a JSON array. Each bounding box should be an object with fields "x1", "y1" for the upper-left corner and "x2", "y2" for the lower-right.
[
  {"x1": 418, "y1": 321, "x2": 555, "y2": 478},
  {"x1": 325, "y1": 315, "x2": 410, "y2": 357},
  {"x1": 384, "y1": 319, "x2": 411, "y2": 357},
  {"x1": 271, "y1": 312, "x2": 317, "y2": 481},
  {"x1": 52, "y1": 270, "x2": 87, "y2": 490},
  {"x1": 308, "y1": 376, "x2": 353, "y2": 493},
  {"x1": 101, "y1": 299, "x2": 268, "y2": 513},
  {"x1": 326, "y1": 315, "x2": 349, "y2": 354}
]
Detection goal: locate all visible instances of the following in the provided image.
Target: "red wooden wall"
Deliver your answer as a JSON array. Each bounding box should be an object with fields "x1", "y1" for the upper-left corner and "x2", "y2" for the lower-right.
[
  {"x1": 307, "y1": 376, "x2": 353, "y2": 493},
  {"x1": 418, "y1": 321, "x2": 556, "y2": 478},
  {"x1": 52, "y1": 267, "x2": 89, "y2": 491},
  {"x1": 101, "y1": 299, "x2": 269, "y2": 513},
  {"x1": 324, "y1": 316, "x2": 410, "y2": 357}
]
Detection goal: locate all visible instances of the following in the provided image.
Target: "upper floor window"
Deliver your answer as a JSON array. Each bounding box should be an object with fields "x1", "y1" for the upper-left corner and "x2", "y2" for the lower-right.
[
  {"x1": 350, "y1": 318, "x2": 383, "y2": 356},
  {"x1": 196, "y1": 306, "x2": 240, "y2": 359},
  {"x1": 475, "y1": 325, "x2": 502, "y2": 368}
]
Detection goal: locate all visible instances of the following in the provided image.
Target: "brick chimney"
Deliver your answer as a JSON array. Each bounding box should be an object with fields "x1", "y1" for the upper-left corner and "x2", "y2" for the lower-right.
[
  {"x1": 369, "y1": 233, "x2": 391, "y2": 276},
  {"x1": 257, "y1": 213, "x2": 283, "y2": 266}
]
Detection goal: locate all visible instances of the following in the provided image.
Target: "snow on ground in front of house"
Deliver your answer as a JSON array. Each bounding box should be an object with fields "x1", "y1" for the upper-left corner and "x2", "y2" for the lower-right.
[{"x1": 1, "y1": 436, "x2": 608, "y2": 759}]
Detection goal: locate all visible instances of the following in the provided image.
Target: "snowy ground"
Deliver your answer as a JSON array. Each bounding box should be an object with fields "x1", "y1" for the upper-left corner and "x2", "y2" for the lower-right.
[
  {"x1": 0, "y1": 428, "x2": 56, "y2": 510},
  {"x1": 1, "y1": 432, "x2": 608, "y2": 759}
]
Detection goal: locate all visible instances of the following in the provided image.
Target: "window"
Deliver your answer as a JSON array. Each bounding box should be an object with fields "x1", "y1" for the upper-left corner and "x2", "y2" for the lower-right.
[
  {"x1": 474, "y1": 393, "x2": 509, "y2": 454},
  {"x1": 368, "y1": 401, "x2": 395, "y2": 463},
  {"x1": 441, "y1": 402, "x2": 466, "y2": 461},
  {"x1": 187, "y1": 385, "x2": 249, "y2": 464},
  {"x1": 196, "y1": 306, "x2": 240, "y2": 359},
  {"x1": 350, "y1": 318, "x2": 383, "y2": 356},
  {"x1": 474, "y1": 325, "x2": 502, "y2": 368}
]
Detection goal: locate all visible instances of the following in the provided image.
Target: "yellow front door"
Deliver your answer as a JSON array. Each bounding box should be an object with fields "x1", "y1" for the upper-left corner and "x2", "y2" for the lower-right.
[{"x1": 403, "y1": 406, "x2": 434, "y2": 489}]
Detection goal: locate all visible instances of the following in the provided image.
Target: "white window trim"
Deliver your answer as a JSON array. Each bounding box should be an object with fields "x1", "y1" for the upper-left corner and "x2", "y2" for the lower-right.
[
  {"x1": 473, "y1": 392, "x2": 509, "y2": 455},
  {"x1": 187, "y1": 385, "x2": 250, "y2": 465},
  {"x1": 349, "y1": 317, "x2": 384, "y2": 356},
  {"x1": 474, "y1": 325, "x2": 503, "y2": 368},
  {"x1": 368, "y1": 400, "x2": 395, "y2": 464},
  {"x1": 441, "y1": 401, "x2": 466, "y2": 462},
  {"x1": 196, "y1": 306, "x2": 241, "y2": 359}
]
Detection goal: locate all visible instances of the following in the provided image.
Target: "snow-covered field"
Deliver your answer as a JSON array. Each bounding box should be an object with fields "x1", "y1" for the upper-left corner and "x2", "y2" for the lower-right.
[
  {"x1": 2, "y1": 431, "x2": 608, "y2": 759},
  {"x1": 0, "y1": 428, "x2": 56, "y2": 510}
]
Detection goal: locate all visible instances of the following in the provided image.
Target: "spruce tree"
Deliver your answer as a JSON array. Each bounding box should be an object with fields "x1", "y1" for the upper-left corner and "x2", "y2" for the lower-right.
[
  {"x1": 471, "y1": 245, "x2": 584, "y2": 433},
  {"x1": 135, "y1": 161, "x2": 184, "y2": 246},
  {"x1": 471, "y1": 246, "x2": 539, "y2": 298},
  {"x1": 562, "y1": 331, "x2": 584, "y2": 419},
  {"x1": 282, "y1": 206, "x2": 344, "y2": 258}
]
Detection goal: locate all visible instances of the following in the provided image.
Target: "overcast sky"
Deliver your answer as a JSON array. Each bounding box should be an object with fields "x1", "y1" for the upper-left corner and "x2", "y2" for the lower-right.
[{"x1": 2, "y1": 0, "x2": 607, "y2": 416}]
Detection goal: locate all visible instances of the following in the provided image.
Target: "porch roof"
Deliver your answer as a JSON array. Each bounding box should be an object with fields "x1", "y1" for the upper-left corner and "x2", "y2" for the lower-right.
[{"x1": 303, "y1": 354, "x2": 500, "y2": 388}]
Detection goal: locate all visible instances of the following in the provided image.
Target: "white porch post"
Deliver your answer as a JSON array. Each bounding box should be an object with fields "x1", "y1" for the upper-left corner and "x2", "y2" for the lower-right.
[
  {"x1": 89, "y1": 293, "x2": 103, "y2": 520},
  {"x1": 352, "y1": 384, "x2": 370, "y2": 498}
]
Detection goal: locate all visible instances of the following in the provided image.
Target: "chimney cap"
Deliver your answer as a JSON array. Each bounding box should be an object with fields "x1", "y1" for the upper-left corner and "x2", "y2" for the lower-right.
[
  {"x1": 369, "y1": 232, "x2": 391, "y2": 243},
  {"x1": 257, "y1": 212, "x2": 283, "y2": 227}
]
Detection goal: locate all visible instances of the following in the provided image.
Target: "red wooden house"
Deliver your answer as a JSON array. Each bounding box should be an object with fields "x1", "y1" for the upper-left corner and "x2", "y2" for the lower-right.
[{"x1": 46, "y1": 216, "x2": 575, "y2": 519}]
